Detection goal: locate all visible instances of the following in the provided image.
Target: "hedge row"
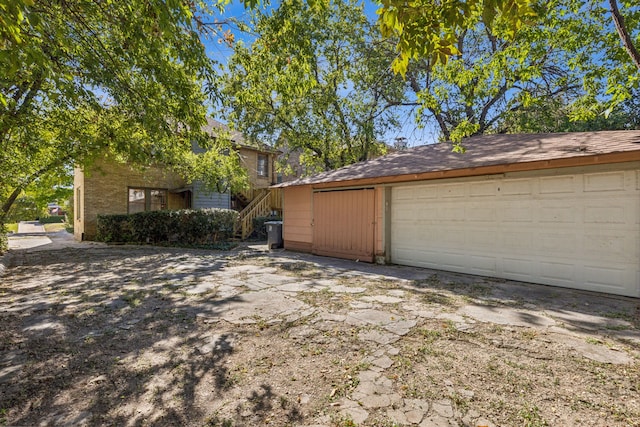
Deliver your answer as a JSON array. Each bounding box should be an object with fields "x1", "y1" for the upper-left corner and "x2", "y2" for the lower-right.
[
  {"x1": 96, "y1": 209, "x2": 239, "y2": 244},
  {"x1": 39, "y1": 216, "x2": 66, "y2": 224}
]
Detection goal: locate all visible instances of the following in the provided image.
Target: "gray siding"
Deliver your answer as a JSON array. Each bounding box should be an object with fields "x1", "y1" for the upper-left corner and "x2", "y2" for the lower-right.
[{"x1": 192, "y1": 181, "x2": 230, "y2": 209}]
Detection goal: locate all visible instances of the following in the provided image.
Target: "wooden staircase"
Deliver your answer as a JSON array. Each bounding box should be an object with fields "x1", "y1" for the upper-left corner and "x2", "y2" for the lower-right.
[{"x1": 235, "y1": 189, "x2": 272, "y2": 240}]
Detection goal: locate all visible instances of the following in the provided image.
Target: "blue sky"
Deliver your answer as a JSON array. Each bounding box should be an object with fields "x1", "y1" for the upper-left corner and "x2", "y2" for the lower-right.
[{"x1": 201, "y1": 0, "x2": 436, "y2": 147}]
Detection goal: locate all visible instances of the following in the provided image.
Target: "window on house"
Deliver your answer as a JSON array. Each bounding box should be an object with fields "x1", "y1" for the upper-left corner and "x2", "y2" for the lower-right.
[
  {"x1": 128, "y1": 188, "x2": 167, "y2": 213},
  {"x1": 257, "y1": 154, "x2": 268, "y2": 177},
  {"x1": 76, "y1": 188, "x2": 81, "y2": 221}
]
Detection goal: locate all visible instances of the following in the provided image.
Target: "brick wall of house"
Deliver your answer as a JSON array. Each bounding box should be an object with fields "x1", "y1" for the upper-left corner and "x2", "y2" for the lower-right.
[{"x1": 75, "y1": 158, "x2": 186, "y2": 241}]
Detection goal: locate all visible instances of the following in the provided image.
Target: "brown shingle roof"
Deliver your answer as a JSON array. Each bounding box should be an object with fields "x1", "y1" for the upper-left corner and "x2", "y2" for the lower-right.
[{"x1": 276, "y1": 131, "x2": 640, "y2": 187}]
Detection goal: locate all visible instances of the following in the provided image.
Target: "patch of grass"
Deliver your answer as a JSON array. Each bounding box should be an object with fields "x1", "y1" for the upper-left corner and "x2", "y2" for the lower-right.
[
  {"x1": 5, "y1": 223, "x2": 18, "y2": 233},
  {"x1": 602, "y1": 311, "x2": 635, "y2": 322},
  {"x1": 121, "y1": 289, "x2": 146, "y2": 307},
  {"x1": 521, "y1": 329, "x2": 538, "y2": 340},
  {"x1": 278, "y1": 261, "x2": 315, "y2": 272},
  {"x1": 417, "y1": 327, "x2": 442, "y2": 343},
  {"x1": 422, "y1": 291, "x2": 455, "y2": 306},
  {"x1": 204, "y1": 414, "x2": 234, "y2": 427},
  {"x1": 328, "y1": 360, "x2": 370, "y2": 401},
  {"x1": 449, "y1": 391, "x2": 470, "y2": 411},
  {"x1": 44, "y1": 223, "x2": 66, "y2": 232},
  {"x1": 252, "y1": 316, "x2": 270, "y2": 330},
  {"x1": 605, "y1": 324, "x2": 631, "y2": 331},
  {"x1": 518, "y1": 403, "x2": 547, "y2": 427}
]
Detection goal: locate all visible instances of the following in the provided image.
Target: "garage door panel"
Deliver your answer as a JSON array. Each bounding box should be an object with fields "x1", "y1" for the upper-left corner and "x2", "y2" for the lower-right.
[
  {"x1": 439, "y1": 183, "x2": 466, "y2": 198},
  {"x1": 468, "y1": 255, "x2": 497, "y2": 275},
  {"x1": 501, "y1": 179, "x2": 532, "y2": 195},
  {"x1": 540, "y1": 176, "x2": 575, "y2": 193},
  {"x1": 584, "y1": 171, "x2": 626, "y2": 192},
  {"x1": 584, "y1": 266, "x2": 626, "y2": 288},
  {"x1": 469, "y1": 182, "x2": 496, "y2": 196},
  {"x1": 501, "y1": 231, "x2": 533, "y2": 250},
  {"x1": 539, "y1": 262, "x2": 575, "y2": 284},
  {"x1": 465, "y1": 206, "x2": 495, "y2": 222},
  {"x1": 539, "y1": 233, "x2": 577, "y2": 253},
  {"x1": 502, "y1": 258, "x2": 535, "y2": 280},
  {"x1": 502, "y1": 206, "x2": 534, "y2": 222},
  {"x1": 539, "y1": 203, "x2": 575, "y2": 223},
  {"x1": 313, "y1": 189, "x2": 374, "y2": 262},
  {"x1": 584, "y1": 206, "x2": 625, "y2": 224},
  {"x1": 391, "y1": 170, "x2": 640, "y2": 297},
  {"x1": 439, "y1": 206, "x2": 466, "y2": 221},
  {"x1": 583, "y1": 233, "x2": 631, "y2": 259}
]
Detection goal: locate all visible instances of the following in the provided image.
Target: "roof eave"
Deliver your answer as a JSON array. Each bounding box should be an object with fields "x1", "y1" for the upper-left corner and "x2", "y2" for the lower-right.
[{"x1": 279, "y1": 151, "x2": 640, "y2": 190}]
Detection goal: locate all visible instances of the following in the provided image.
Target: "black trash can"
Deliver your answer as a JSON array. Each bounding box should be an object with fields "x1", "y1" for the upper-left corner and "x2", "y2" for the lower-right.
[{"x1": 265, "y1": 221, "x2": 283, "y2": 250}]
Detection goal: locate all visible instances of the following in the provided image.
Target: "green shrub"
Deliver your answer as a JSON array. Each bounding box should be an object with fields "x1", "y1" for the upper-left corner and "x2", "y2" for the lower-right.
[
  {"x1": 39, "y1": 216, "x2": 65, "y2": 224},
  {"x1": 96, "y1": 208, "x2": 238, "y2": 245},
  {"x1": 252, "y1": 215, "x2": 282, "y2": 239},
  {"x1": 0, "y1": 222, "x2": 8, "y2": 254}
]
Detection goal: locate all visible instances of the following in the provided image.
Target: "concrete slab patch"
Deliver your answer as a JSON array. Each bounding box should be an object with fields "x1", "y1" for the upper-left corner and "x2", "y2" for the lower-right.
[
  {"x1": 349, "y1": 301, "x2": 374, "y2": 309},
  {"x1": 253, "y1": 273, "x2": 300, "y2": 286},
  {"x1": 339, "y1": 405, "x2": 369, "y2": 424},
  {"x1": 197, "y1": 290, "x2": 309, "y2": 324},
  {"x1": 458, "y1": 304, "x2": 556, "y2": 328},
  {"x1": 432, "y1": 399, "x2": 454, "y2": 417},
  {"x1": 384, "y1": 319, "x2": 417, "y2": 336},
  {"x1": 549, "y1": 333, "x2": 634, "y2": 364},
  {"x1": 328, "y1": 284, "x2": 366, "y2": 294},
  {"x1": 276, "y1": 281, "x2": 326, "y2": 293},
  {"x1": 370, "y1": 355, "x2": 394, "y2": 369},
  {"x1": 545, "y1": 308, "x2": 632, "y2": 332},
  {"x1": 436, "y1": 313, "x2": 469, "y2": 324},
  {"x1": 219, "y1": 265, "x2": 278, "y2": 276},
  {"x1": 184, "y1": 281, "x2": 218, "y2": 295},
  {"x1": 420, "y1": 414, "x2": 457, "y2": 427},
  {"x1": 358, "y1": 329, "x2": 400, "y2": 345},
  {"x1": 403, "y1": 302, "x2": 438, "y2": 319},
  {"x1": 346, "y1": 309, "x2": 398, "y2": 326},
  {"x1": 362, "y1": 295, "x2": 404, "y2": 304},
  {"x1": 315, "y1": 311, "x2": 347, "y2": 323}
]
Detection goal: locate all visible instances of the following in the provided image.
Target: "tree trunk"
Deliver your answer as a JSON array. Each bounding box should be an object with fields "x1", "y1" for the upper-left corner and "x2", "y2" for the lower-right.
[
  {"x1": 609, "y1": 0, "x2": 640, "y2": 69},
  {"x1": 1, "y1": 187, "x2": 23, "y2": 219}
]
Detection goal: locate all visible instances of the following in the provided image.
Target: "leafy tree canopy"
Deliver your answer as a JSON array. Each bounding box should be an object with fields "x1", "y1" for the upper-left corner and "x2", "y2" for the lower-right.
[
  {"x1": 378, "y1": 0, "x2": 640, "y2": 125},
  {"x1": 379, "y1": 0, "x2": 640, "y2": 141},
  {"x1": 1, "y1": 0, "x2": 246, "y2": 228},
  {"x1": 223, "y1": 0, "x2": 407, "y2": 174}
]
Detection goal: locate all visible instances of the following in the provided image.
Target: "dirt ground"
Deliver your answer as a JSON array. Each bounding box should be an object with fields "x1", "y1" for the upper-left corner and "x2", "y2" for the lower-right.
[{"x1": 1, "y1": 244, "x2": 639, "y2": 427}]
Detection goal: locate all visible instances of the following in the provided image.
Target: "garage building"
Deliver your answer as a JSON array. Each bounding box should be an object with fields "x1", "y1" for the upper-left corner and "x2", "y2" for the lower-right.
[{"x1": 276, "y1": 131, "x2": 640, "y2": 297}]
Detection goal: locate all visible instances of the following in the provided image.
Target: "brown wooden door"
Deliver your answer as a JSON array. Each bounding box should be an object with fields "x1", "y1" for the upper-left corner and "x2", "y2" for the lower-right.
[{"x1": 312, "y1": 188, "x2": 375, "y2": 262}]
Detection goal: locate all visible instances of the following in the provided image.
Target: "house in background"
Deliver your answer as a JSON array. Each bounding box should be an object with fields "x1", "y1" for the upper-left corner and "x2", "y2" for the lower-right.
[
  {"x1": 276, "y1": 130, "x2": 640, "y2": 297},
  {"x1": 74, "y1": 119, "x2": 281, "y2": 241}
]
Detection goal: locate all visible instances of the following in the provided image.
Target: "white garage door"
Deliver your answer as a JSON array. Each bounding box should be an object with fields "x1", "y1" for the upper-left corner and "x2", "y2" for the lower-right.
[{"x1": 391, "y1": 168, "x2": 640, "y2": 297}]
